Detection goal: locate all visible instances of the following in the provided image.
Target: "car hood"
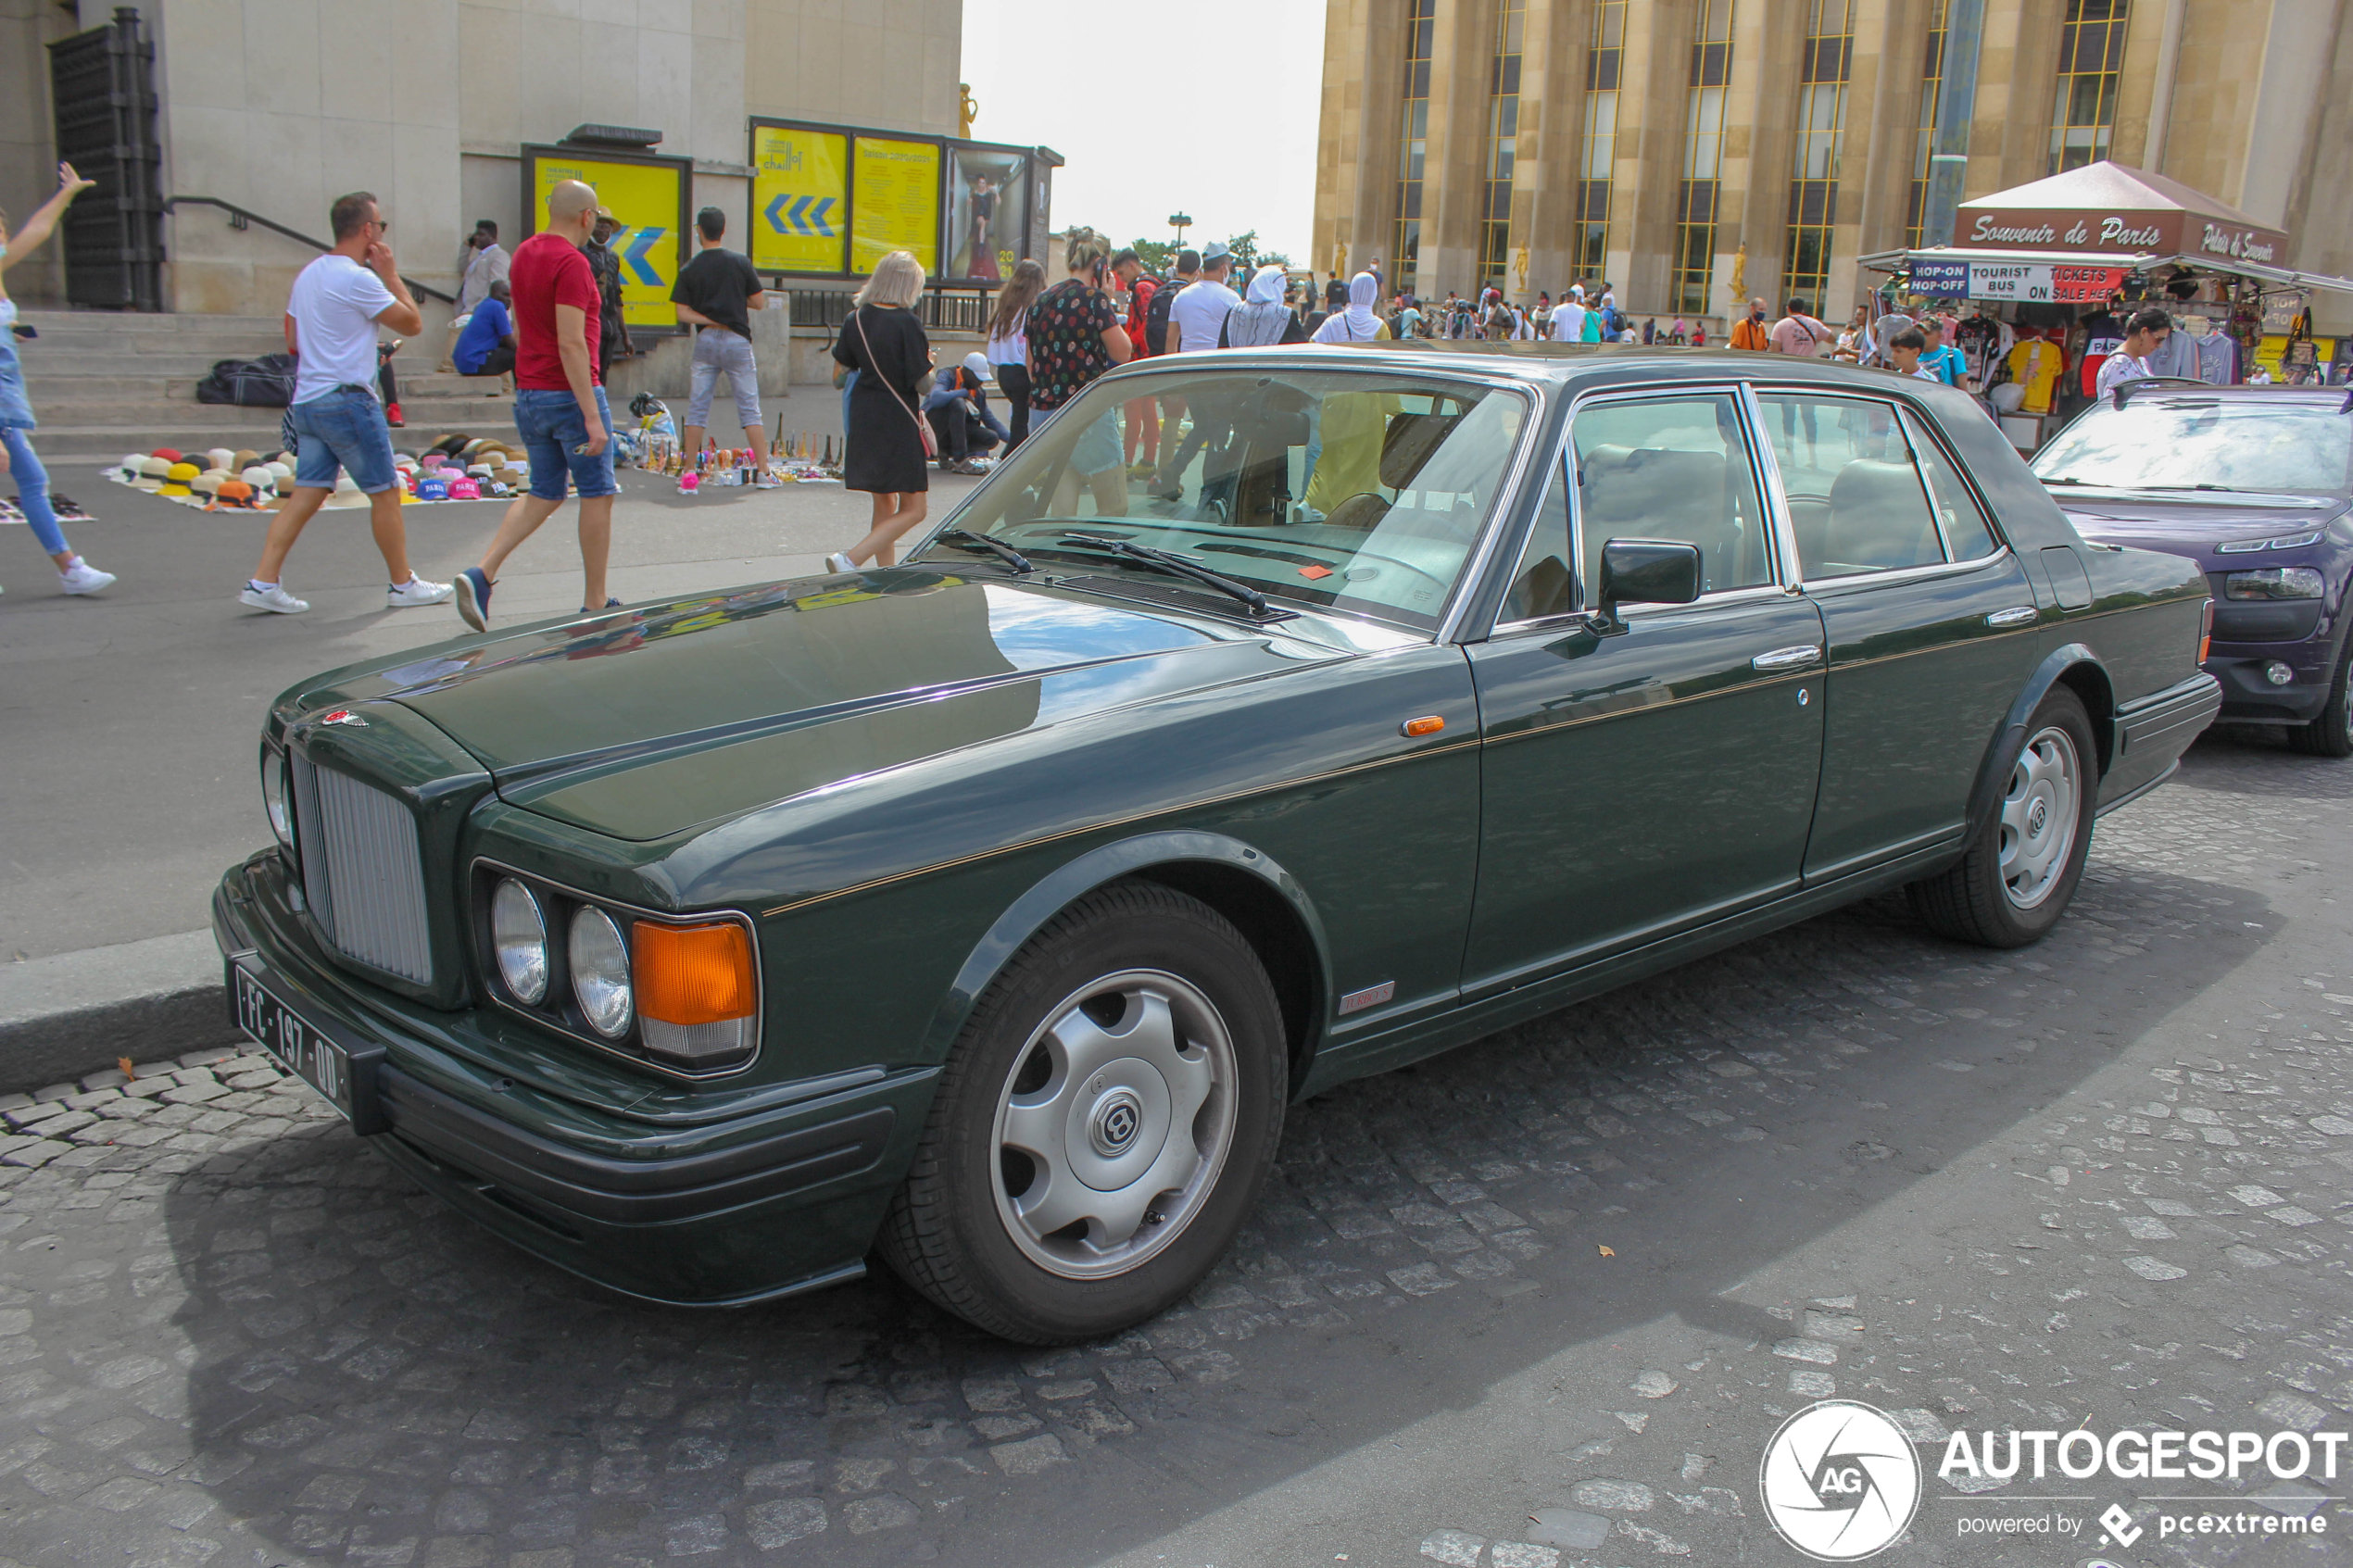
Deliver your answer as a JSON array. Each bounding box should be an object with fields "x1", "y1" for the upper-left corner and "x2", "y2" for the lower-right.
[
  {"x1": 2054, "y1": 488, "x2": 2348, "y2": 563},
  {"x1": 296, "y1": 571, "x2": 1345, "y2": 842}
]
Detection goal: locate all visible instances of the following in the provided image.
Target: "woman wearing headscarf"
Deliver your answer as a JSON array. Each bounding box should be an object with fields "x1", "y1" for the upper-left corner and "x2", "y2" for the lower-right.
[
  {"x1": 1219, "y1": 266, "x2": 1307, "y2": 347},
  {"x1": 1311, "y1": 272, "x2": 1390, "y2": 345}
]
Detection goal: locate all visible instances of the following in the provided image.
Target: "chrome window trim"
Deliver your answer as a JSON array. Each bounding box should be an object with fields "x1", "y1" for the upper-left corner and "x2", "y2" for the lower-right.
[
  {"x1": 469, "y1": 855, "x2": 765, "y2": 1084},
  {"x1": 1895, "y1": 404, "x2": 2014, "y2": 559},
  {"x1": 1736, "y1": 383, "x2": 1806, "y2": 593},
  {"x1": 1747, "y1": 384, "x2": 1990, "y2": 588},
  {"x1": 1796, "y1": 546, "x2": 2023, "y2": 598}
]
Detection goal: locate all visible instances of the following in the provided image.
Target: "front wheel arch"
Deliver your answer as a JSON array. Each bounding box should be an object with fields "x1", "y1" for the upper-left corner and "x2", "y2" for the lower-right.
[{"x1": 920, "y1": 833, "x2": 1333, "y2": 1094}]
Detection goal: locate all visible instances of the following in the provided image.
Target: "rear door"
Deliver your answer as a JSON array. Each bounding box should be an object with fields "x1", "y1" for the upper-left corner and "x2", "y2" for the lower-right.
[
  {"x1": 1463, "y1": 387, "x2": 1827, "y2": 995},
  {"x1": 1750, "y1": 390, "x2": 2042, "y2": 878}
]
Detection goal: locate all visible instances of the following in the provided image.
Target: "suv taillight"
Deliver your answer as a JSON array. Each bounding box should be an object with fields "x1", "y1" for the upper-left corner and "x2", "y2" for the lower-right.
[{"x1": 2198, "y1": 597, "x2": 2214, "y2": 664}]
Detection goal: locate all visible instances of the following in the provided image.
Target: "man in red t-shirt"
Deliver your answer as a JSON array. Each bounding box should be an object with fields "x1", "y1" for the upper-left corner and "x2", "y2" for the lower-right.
[{"x1": 453, "y1": 178, "x2": 618, "y2": 630}]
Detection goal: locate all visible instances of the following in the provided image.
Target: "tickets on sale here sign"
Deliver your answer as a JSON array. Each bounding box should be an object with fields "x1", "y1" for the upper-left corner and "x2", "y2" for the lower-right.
[
  {"x1": 530, "y1": 153, "x2": 686, "y2": 329},
  {"x1": 751, "y1": 125, "x2": 849, "y2": 274}
]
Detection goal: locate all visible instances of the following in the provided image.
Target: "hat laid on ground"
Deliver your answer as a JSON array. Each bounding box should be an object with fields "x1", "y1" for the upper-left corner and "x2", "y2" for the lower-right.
[
  {"x1": 447, "y1": 478, "x2": 482, "y2": 500},
  {"x1": 323, "y1": 474, "x2": 368, "y2": 508},
  {"x1": 189, "y1": 472, "x2": 225, "y2": 495},
  {"x1": 241, "y1": 465, "x2": 275, "y2": 491},
  {"x1": 269, "y1": 451, "x2": 296, "y2": 468},
  {"x1": 416, "y1": 475, "x2": 450, "y2": 500},
  {"x1": 266, "y1": 460, "x2": 294, "y2": 484},
  {"x1": 429, "y1": 434, "x2": 469, "y2": 458},
  {"x1": 216, "y1": 480, "x2": 255, "y2": 507},
  {"x1": 206, "y1": 447, "x2": 235, "y2": 472},
  {"x1": 231, "y1": 449, "x2": 260, "y2": 471},
  {"x1": 150, "y1": 447, "x2": 182, "y2": 462},
  {"x1": 165, "y1": 461, "x2": 199, "y2": 483}
]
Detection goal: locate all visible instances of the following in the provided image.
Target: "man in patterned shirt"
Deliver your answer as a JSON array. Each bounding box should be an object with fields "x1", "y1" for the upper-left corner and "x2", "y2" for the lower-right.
[{"x1": 1024, "y1": 231, "x2": 1133, "y2": 515}]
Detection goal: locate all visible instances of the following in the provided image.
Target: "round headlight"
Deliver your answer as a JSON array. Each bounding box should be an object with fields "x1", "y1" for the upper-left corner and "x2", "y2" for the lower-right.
[
  {"x1": 569, "y1": 907, "x2": 634, "y2": 1038},
  {"x1": 490, "y1": 879, "x2": 549, "y2": 1005},
  {"x1": 261, "y1": 746, "x2": 293, "y2": 848}
]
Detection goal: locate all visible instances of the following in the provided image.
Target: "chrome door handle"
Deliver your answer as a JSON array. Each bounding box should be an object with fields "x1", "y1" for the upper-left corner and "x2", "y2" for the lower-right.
[
  {"x1": 1985, "y1": 605, "x2": 2039, "y2": 627},
  {"x1": 1752, "y1": 644, "x2": 1823, "y2": 672}
]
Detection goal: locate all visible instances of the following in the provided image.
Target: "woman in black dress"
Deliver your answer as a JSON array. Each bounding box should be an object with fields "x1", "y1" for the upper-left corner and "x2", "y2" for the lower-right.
[{"x1": 826, "y1": 250, "x2": 935, "y2": 570}]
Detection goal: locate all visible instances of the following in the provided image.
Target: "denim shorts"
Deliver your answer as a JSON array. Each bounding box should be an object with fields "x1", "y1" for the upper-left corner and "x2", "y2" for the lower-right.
[
  {"x1": 1042, "y1": 401, "x2": 1123, "y2": 478},
  {"x1": 687, "y1": 329, "x2": 761, "y2": 433},
  {"x1": 291, "y1": 385, "x2": 396, "y2": 494},
  {"x1": 514, "y1": 385, "x2": 618, "y2": 501}
]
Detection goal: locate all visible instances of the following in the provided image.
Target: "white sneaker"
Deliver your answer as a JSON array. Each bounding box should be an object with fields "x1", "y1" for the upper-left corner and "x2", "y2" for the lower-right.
[
  {"x1": 387, "y1": 575, "x2": 454, "y2": 608},
  {"x1": 824, "y1": 551, "x2": 856, "y2": 573},
  {"x1": 240, "y1": 582, "x2": 309, "y2": 614},
  {"x1": 58, "y1": 558, "x2": 116, "y2": 596}
]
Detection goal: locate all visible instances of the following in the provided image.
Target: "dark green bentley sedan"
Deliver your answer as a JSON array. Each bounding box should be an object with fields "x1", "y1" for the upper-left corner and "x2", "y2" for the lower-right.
[{"x1": 214, "y1": 347, "x2": 2221, "y2": 1342}]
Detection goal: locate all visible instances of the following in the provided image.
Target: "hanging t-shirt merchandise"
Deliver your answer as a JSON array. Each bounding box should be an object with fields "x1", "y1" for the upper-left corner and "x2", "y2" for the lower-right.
[
  {"x1": 1954, "y1": 315, "x2": 2004, "y2": 385},
  {"x1": 2005, "y1": 334, "x2": 2068, "y2": 416},
  {"x1": 2078, "y1": 310, "x2": 2122, "y2": 397}
]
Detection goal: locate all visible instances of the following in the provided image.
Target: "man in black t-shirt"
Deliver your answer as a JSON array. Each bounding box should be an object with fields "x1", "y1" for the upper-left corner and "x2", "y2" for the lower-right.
[{"x1": 670, "y1": 207, "x2": 773, "y2": 486}]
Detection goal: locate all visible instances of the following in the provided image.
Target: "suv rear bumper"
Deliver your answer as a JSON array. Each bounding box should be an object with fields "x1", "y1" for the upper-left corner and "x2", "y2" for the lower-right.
[{"x1": 212, "y1": 850, "x2": 932, "y2": 1307}]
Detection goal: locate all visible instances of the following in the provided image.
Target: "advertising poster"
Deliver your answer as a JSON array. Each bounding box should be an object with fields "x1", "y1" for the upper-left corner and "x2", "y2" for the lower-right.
[
  {"x1": 750, "y1": 125, "x2": 849, "y2": 275},
  {"x1": 851, "y1": 137, "x2": 941, "y2": 275},
  {"x1": 526, "y1": 150, "x2": 686, "y2": 330},
  {"x1": 948, "y1": 147, "x2": 1027, "y2": 282}
]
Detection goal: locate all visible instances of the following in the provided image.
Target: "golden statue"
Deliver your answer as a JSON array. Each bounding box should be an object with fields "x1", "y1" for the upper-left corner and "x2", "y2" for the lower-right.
[
  {"x1": 958, "y1": 84, "x2": 978, "y2": 140},
  {"x1": 1726, "y1": 242, "x2": 1748, "y2": 305}
]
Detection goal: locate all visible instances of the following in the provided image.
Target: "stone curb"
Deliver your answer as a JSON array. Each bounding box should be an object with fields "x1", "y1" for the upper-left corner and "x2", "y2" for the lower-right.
[{"x1": 0, "y1": 930, "x2": 235, "y2": 1094}]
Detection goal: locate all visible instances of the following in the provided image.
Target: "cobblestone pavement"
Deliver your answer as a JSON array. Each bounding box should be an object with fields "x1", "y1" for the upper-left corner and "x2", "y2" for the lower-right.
[{"x1": 3, "y1": 728, "x2": 2351, "y2": 1568}]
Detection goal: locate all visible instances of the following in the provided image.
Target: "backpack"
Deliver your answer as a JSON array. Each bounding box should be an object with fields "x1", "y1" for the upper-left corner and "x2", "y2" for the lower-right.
[
  {"x1": 1145, "y1": 278, "x2": 1189, "y2": 356},
  {"x1": 195, "y1": 352, "x2": 298, "y2": 408}
]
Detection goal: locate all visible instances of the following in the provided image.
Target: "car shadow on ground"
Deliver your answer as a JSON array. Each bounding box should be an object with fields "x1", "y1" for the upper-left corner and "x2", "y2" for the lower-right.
[{"x1": 141, "y1": 849, "x2": 2273, "y2": 1567}]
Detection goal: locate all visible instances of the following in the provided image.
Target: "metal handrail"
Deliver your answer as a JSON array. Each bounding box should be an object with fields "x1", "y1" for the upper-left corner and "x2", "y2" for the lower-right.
[
  {"x1": 787, "y1": 287, "x2": 995, "y2": 335},
  {"x1": 163, "y1": 196, "x2": 458, "y2": 305}
]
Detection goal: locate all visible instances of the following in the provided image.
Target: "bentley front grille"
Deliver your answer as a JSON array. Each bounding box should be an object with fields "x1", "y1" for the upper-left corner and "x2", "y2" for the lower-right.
[{"x1": 290, "y1": 756, "x2": 434, "y2": 985}]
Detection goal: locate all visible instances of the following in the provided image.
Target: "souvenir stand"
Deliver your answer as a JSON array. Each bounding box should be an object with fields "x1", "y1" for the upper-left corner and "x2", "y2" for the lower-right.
[{"x1": 1858, "y1": 162, "x2": 2353, "y2": 452}]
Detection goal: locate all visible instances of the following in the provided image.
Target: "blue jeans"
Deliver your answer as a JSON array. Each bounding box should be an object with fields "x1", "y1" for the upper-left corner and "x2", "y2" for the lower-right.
[
  {"x1": 2, "y1": 426, "x2": 68, "y2": 556},
  {"x1": 514, "y1": 386, "x2": 618, "y2": 500},
  {"x1": 290, "y1": 385, "x2": 397, "y2": 494}
]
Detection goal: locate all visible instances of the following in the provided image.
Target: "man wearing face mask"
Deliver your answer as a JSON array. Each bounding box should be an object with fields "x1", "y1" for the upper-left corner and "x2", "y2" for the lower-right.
[{"x1": 1730, "y1": 295, "x2": 1770, "y2": 351}]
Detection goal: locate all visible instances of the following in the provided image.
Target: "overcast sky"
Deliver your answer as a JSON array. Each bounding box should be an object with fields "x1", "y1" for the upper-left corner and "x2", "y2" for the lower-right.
[{"x1": 959, "y1": 0, "x2": 1328, "y2": 265}]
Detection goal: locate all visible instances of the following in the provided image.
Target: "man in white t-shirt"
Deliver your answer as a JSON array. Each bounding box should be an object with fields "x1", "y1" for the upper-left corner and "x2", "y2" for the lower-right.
[
  {"x1": 1551, "y1": 291, "x2": 1588, "y2": 343},
  {"x1": 1164, "y1": 239, "x2": 1240, "y2": 355},
  {"x1": 240, "y1": 191, "x2": 450, "y2": 615}
]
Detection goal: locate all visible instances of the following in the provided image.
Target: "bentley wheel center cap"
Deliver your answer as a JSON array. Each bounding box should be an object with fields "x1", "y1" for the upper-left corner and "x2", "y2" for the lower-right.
[
  {"x1": 1088, "y1": 1087, "x2": 1145, "y2": 1157},
  {"x1": 2028, "y1": 799, "x2": 2047, "y2": 834}
]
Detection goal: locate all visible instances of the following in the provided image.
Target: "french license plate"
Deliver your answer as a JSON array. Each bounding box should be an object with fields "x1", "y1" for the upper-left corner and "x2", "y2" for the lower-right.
[{"x1": 230, "y1": 960, "x2": 386, "y2": 1133}]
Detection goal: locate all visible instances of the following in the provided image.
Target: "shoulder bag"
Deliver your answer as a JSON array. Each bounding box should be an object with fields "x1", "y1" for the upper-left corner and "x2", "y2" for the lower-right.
[{"x1": 852, "y1": 307, "x2": 937, "y2": 459}]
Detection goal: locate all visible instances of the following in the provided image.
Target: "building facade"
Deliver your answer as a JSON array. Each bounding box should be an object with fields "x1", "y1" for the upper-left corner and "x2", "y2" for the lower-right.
[
  {"x1": 2, "y1": 0, "x2": 964, "y2": 318},
  {"x1": 1314, "y1": 0, "x2": 2353, "y2": 327}
]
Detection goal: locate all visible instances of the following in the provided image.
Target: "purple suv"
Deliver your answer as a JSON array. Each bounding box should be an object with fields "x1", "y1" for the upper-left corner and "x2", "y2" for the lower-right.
[{"x1": 2032, "y1": 383, "x2": 2353, "y2": 756}]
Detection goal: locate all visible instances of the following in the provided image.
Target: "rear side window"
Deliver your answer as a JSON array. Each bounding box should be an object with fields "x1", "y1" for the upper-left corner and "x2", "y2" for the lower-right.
[
  {"x1": 1901, "y1": 411, "x2": 2001, "y2": 560},
  {"x1": 1754, "y1": 393, "x2": 1942, "y2": 579}
]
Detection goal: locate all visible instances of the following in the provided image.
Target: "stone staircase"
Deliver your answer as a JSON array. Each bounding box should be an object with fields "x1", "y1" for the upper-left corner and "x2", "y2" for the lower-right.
[{"x1": 10, "y1": 309, "x2": 515, "y2": 466}]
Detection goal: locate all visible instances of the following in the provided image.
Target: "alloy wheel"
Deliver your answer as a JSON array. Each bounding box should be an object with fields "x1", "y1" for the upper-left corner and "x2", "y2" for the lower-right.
[
  {"x1": 988, "y1": 969, "x2": 1239, "y2": 1279},
  {"x1": 1998, "y1": 724, "x2": 2082, "y2": 909}
]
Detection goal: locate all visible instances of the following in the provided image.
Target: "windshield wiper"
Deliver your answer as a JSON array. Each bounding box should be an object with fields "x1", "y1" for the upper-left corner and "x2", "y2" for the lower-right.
[
  {"x1": 2037, "y1": 475, "x2": 2095, "y2": 485},
  {"x1": 931, "y1": 527, "x2": 1032, "y2": 573},
  {"x1": 2140, "y1": 483, "x2": 2238, "y2": 493},
  {"x1": 1059, "y1": 533, "x2": 1271, "y2": 617}
]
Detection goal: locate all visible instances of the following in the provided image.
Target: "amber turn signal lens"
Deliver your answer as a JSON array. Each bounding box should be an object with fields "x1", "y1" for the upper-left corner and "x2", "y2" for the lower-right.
[
  {"x1": 1401, "y1": 715, "x2": 1446, "y2": 737},
  {"x1": 634, "y1": 922, "x2": 755, "y2": 1025},
  {"x1": 2198, "y1": 597, "x2": 2214, "y2": 664}
]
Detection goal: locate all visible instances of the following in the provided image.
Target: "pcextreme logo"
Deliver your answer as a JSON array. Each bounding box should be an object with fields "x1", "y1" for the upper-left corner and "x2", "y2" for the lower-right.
[{"x1": 1758, "y1": 1401, "x2": 1923, "y2": 1561}]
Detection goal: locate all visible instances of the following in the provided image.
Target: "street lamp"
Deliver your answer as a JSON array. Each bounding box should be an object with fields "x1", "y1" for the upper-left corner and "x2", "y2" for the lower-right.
[{"x1": 1168, "y1": 212, "x2": 1192, "y2": 247}]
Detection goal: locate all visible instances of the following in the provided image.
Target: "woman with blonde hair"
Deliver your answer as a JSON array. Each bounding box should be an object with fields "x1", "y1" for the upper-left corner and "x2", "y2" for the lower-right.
[
  {"x1": 827, "y1": 249, "x2": 935, "y2": 570},
  {"x1": 985, "y1": 257, "x2": 1046, "y2": 452}
]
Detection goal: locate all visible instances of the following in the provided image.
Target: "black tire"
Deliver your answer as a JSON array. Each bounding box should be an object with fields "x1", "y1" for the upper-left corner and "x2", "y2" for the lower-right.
[
  {"x1": 1907, "y1": 686, "x2": 2097, "y2": 948},
  {"x1": 876, "y1": 880, "x2": 1287, "y2": 1344},
  {"x1": 2288, "y1": 637, "x2": 2353, "y2": 758}
]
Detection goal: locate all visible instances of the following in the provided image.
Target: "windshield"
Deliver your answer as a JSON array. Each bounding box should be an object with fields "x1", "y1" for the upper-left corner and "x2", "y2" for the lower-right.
[
  {"x1": 2032, "y1": 398, "x2": 2353, "y2": 492},
  {"x1": 926, "y1": 366, "x2": 1532, "y2": 632}
]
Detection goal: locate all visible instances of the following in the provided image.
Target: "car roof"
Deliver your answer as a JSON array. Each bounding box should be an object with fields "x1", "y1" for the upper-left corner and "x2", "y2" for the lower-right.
[{"x1": 1101, "y1": 342, "x2": 1941, "y2": 395}]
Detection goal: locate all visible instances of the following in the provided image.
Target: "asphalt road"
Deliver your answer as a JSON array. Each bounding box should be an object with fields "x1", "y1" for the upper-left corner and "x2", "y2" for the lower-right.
[
  {"x1": 1, "y1": 728, "x2": 2348, "y2": 1567},
  {"x1": 0, "y1": 463, "x2": 984, "y2": 961}
]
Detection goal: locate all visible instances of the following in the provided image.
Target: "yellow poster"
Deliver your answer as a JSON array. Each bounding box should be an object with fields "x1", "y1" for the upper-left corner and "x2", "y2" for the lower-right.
[
  {"x1": 851, "y1": 137, "x2": 941, "y2": 275},
  {"x1": 750, "y1": 126, "x2": 849, "y2": 274},
  {"x1": 530, "y1": 154, "x2": 683, "y2": 329}
]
